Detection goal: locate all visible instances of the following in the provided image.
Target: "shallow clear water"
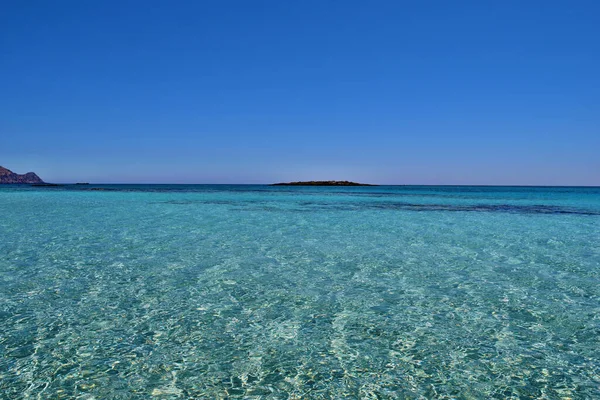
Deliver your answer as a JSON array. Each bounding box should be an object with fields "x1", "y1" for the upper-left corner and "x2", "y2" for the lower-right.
[{"x1": 1, "y1": 185, "x2": 599, "y2": 399}]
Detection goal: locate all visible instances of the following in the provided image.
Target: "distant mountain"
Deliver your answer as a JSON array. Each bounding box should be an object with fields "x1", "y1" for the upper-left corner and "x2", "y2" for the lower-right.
[
  {"x1": 0, "y1": 166, "x2": 44, "y2": 184},
  {"x1": 272, "y1": 180, "x2": 376, "y2": 186}
]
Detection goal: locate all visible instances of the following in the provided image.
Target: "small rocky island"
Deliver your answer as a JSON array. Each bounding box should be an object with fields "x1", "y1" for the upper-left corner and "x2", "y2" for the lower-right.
[
  {"x1": 0, "y1": 166, "x2": 44, "y2": 184},
  {"x1": 272, "y1": 180, "x2": 376, "y2": 186}
]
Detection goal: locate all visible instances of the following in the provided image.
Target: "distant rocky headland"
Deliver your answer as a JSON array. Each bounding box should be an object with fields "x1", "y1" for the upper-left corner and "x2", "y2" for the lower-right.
[
  {"x1": 0, "y1": 166, "x2": 44, "y2": 184},
  {"x1": 272, "y1": 180, "x2": 376, "y2": 186}
]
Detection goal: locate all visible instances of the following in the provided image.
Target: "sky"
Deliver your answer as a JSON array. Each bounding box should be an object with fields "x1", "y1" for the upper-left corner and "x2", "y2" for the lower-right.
[{"x1": 1, "y1": 0, "x2": 599, "y2": 185}]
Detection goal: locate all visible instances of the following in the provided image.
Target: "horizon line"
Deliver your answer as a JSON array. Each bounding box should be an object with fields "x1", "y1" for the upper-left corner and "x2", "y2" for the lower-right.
[{"x1": 25, "y1": 182, "x2": 600, "y2": 188}]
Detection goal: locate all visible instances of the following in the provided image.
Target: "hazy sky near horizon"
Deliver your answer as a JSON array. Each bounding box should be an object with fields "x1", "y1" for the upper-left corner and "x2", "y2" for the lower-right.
[{"x1": 1, "y1": 1, "x2": 599, "y2": 185}]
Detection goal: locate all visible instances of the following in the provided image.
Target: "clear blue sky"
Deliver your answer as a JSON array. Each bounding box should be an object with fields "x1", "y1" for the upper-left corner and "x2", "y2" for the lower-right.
[{"x1": 1, "y1": 0, "x2": 598, "y2": 184}]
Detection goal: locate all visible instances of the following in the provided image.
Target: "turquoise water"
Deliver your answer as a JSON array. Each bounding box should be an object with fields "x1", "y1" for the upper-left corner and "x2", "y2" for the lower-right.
[{"x1": 1, "y1": 185, "x2": 599, "y2": 399}]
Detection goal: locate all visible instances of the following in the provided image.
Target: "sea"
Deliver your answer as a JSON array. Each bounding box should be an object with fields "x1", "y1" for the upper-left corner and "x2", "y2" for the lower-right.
[{"x1": 1, "y1": 184, "x2": 599, "y2": 399}]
